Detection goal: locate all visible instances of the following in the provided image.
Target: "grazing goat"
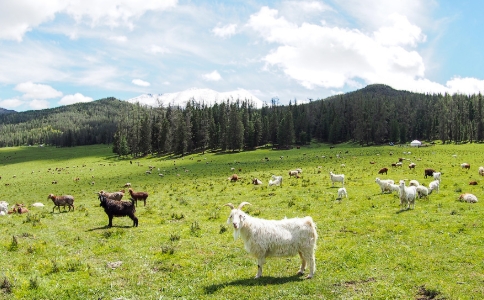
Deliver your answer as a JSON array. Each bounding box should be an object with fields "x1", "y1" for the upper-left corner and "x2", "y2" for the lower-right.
[
  {"x1": 375, "y1": 178, "x2": 394, "y2": 194},
  {"x1": 337, "y1": 187, "x2": 347, "y2": 199},
  {"x1": 225, "y1": 202, "x2": 317, "y2": 279},
  {"x1": 124, "y1": 183, "x2": 131, "y2": 188},
  {"x1": 378, "y1": 168, "x2": 388, "y2": 175},
  {"x1": 288, "y1": 170, "x2": 299, "y2": 177},
  {"x1": 428, "y1": 180, "x2": 440, "y2": 194},
  {"x1": 408, "y1": 163, "x2": 416, "y2": 169},
  {"x1": 409, "y1": 180, "x2": 420, "y2": 187},
  {"x1": 228, "y1": 174, "x2": 239, "y2": 182},
  {"x1": 461, "y1": 163, "x2": 470, "y2": 169},
  {"x1": 47, "y1": 194, "x2": 74, "y2": 213},
  {"x1": 128, "y1": 188, "x2": 149, "y2": 207},
  {"x1": 433, "y1": 172, "x2": 441, "y2": 182},
  {"x1": 399, "y1": 180, "x2": 417, "y2": 210},
  {"x1": 268, "y1": 175, "x2": 283, "y2": 187},
  {"x1": 459, "y1": 193, "x2": 478, "y2": 203},
  {"x1": 395, "y1": 162, "x2": 403, "y2": 167},
  {"x1": 469, "y1": 181, "x2": 478, "y2": 185},
  {"x1": 99, "y1": 195, "x2": 138, "y2": 227},
  {"x1": 329, "y1": 172, "x2": 344, "y2": 187},
  {"x1": 416, "y1": 185, "x2": 429, "y2": 199},
  {"x1": 252, "y1": 178, "x2": 263, "y2": 185},
  {"x1": 479, "y1": 166, "x2": 484, "y2": 176},
  {"x1": 99, "y1": 190, "x2": 124, "y2": 201},
  {"x1": 424, "y1": 169, "x2": 436, "y2": 178},
  {"x1": 0, "y1": 201, "x2": 8, "y2": 216}
]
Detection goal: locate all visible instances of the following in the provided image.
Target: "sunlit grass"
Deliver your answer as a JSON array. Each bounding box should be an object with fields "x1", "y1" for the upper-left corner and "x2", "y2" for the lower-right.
[{"x1": 0, "y1": 142, "x2": 484, "y2": 299}]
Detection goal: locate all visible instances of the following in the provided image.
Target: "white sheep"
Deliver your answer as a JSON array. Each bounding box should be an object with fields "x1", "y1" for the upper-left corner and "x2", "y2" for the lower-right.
[
  {"x1": 459, "y1": 193, "x2": 478, "y2": 203},
  {"x1": 225, "y1": 202, "x2": 317, "y2": 279},
  {"x1": 399, "y1": 180, "x2": 417, "y2": 210},
  {"x1": 478, "y1": 166, "x2": 484, "y2": 176},
  {"x1": 416, "y1": 185, "x2": 429, "y2": 199},
  {"x1": 268, "y1": 175, "x2": 283, "y2": 187},
  {"x1": 386, "y1": 183, "x2": 401, "y2": 194},
  {"x1": 329, "y1": 172, "x2": 345, "y2": 187},
  {"x1": 337, "y1": 187, "x2": 347, "y2": 199},
  {"x1": 433, "y1": 172, "x2": 442, "y2": 182},
  {"x1": 428, "y1": 180, "x2": 440, "y2": 194},
  {"x1": 375, "y1": 178, "x2": 394, "y2": 193},
  {"x1": 288, "y1": 170, "x2": 299, "y2": 177},
  {"x1": 252, "y1": 178, "x2": 263, "y2": 185}
]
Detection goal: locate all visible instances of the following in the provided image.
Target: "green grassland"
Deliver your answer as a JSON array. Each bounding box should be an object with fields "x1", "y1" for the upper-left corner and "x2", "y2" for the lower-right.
[{"x1": 0, "y1": 143, "x2": 483, "y2": 299}]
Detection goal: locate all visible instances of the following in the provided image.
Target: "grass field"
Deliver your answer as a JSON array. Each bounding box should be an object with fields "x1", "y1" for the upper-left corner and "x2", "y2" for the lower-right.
[{"x1": 0, "y1": 142, "x2": 483, "y2": 299}]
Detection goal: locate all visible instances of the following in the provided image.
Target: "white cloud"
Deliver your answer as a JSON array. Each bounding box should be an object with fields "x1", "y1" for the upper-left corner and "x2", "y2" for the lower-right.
[
  {"x1": 446, "y1": 77, "x2": 484, "y2": 95},
  {"x1": 148, "y1": 45, "x2": 169, "y2": 55},
  {"x1": 202, "y1": 70, "x2": 222, "y2": 81},
  {"x1": 0, "y1": 98, "x2": 23, "y2": 109},
  {"x1": 373, "y1": 14, "x2": 426, "y2": 47},
  {"x1": 109, "y1": 35, "x2": 128, "y2": 42},
  {"x1": 14, "y1": 82, "x2": 63, "y2": 99},
  {"x1": 59, "y1": 93, "x2": 93, "y2": 105},
  {"x1": 29, "y1": 99, "x2": 50, "y2": 110},
  {"x1": 212, "y1": 24, "x2": 237, "y2": 38},
  {"x1": 132, "y1": 79, "x2": 151, "y2": 87}
]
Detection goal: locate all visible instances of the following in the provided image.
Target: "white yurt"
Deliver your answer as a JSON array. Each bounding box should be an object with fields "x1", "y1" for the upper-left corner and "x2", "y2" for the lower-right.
[{"x1": 410, "y1": 140, "x2": 422, "y2": 147}]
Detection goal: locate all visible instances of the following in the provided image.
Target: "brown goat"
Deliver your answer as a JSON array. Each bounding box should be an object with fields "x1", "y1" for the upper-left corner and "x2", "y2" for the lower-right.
[
  {"x1": 378, "y1": 167, "x2": 388, "y2": 175},
  {"x1": 47, "y1": 194, "x2": 74, "y2": 213},
  {"x1": 128, "y1": 188, "x2": 149, "y2": 207},
  {"x1": 469, "y1": 181, "x2": 478, "y2": 185},
  {"x1": 99, "y1": 190, "x2": 124, "y2": 201},
  {"x1": 228, "y1": 174, "x2": 239, "y2": 182}
]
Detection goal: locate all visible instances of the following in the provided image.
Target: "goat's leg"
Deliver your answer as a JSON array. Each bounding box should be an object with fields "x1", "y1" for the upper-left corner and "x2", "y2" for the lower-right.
[
  {"x1": 255, "y1": 257, "x2": 265, "y2": 278},
  {"x1": 297, "y1": 252, "x2": 306, "y2": 276},
  {"x1": 108, "y1": 215, "x2": 113, "y2": 227},
  {"x1": 306, "y1": 252, "x2": 316, "y2": 279}
]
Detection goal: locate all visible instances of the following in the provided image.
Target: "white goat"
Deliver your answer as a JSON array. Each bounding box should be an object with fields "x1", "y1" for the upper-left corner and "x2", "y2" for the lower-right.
[
  {"x1": 225, "y1": 202, "x2": 317, "y2": 279},
  {"x1": 375, "y1": 178, "x2": 394, "y2": 193},
  {"x1": 296, "y1": 168, "x2": 303, "y2": 174},
  {"x1": 433, "y1": 172, "x2": 442, "y2": 182},
  {"x1": 268, "y1": 175, "x2": 283, "y2": 187},
  {"x1": 252, "y1": 178, "x2": 263, "y2": 185},
  {"x1": 399, "y1": 180, "x2": 417, "y2": 210},
  {"x1": 409, "y1": 179, "x2": 420, "y2": 187},
  {"x1": 288, "y1": 170, "x2": 299, "y2": 177},
  {"x1": 329, "y1": 172, "x2": 345, "y2": 187},
  {"x1": 428, "y1": 180, "x2": 440, "y2": 194},
  {"x1": 478, "y1": 166, "x2": 484, "y2": 176},
  {"x1": 416, "y1": 185, "x2": 429, "y2": 199},
  {"x1": 337, "y1": 187, "x2": 347, "y2": 199},
  {"x1": 459, "y1": 193, "x2": 478, "y2": 203},
  {"x1": 0, "y1": 201, "x2": 8, "y2": 216}
]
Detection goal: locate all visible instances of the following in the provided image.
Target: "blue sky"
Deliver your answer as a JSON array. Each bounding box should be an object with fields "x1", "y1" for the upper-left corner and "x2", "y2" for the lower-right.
[{"x1": 1, "y1": 0, "x2": 484, "y2": 112}]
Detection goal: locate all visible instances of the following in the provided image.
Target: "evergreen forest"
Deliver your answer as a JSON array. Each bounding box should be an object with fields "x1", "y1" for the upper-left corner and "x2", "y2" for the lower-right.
[{"x1": 0, "y1": 84, "x2": 483, "y2": 156}]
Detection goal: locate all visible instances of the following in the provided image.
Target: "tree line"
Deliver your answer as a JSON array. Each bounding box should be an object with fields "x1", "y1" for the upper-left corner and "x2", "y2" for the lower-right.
[{"x1": 0, "y1": 85, "x2": 483, "y2": 155}]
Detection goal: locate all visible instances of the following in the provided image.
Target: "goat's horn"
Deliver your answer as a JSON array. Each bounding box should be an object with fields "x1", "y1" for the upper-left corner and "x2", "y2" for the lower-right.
[
  {"x1": 224, "y1": 203, "x2": 235, "y2": 209},
  {"x1": 238, "y1": 202, "x2": 251, "y2": 210}
]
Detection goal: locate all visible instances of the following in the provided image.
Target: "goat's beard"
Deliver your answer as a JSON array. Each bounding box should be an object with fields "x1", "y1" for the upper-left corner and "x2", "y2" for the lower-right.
[{"x1": 233, "y1": 227, "x2": 240, "y2": 240}]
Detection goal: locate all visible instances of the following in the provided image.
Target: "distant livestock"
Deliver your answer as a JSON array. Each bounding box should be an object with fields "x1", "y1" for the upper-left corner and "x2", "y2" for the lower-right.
[
  {"x1": 469, "y1": 181, "x2": 478, "y2": 185},
  {"x1": 329, "y1": 172, "x2": 345, "y2": 187},
  {"x1": 47, "y1": 194, "x2": 74, "y2": 213},
  {"x1": 128, "y1": 188, "x2": 149, "y2": 207},
  {"x1": 459, "y1": 193, "x2": 478, "y2": 203},
  {"x1": 479, "y1": 166, "x2": 484, "y2": 176},
  {"x1": 228, "y1": 174, "x2": 239, "y2": 182},
  {"x1": 461, "y1": 163, "x2": 470, "y2": 169},
  {"x1": 408, "y1": 163, "x2": 416, "y2": 169},
  {"x1": 378, "y1": 168, "x2": 388, "y2": 175},
  {"x1": 424, "y1": 169, "x2": 436, "y2": 178},
  {"x1": 252, "y1": 178, "x2": 263, "y2": 185}
]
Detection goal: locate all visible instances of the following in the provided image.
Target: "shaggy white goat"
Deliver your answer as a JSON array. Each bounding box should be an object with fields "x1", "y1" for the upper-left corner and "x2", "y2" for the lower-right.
[
  {"x1": 479, "y1": 166, "x2": 484, "y2": 176},
  {"x1": 459, "y1": 193, "x2": 478, "y2": 203},
  {"x1": 252, "y1": 178, "x2": 263, "y2": 185},
  {"x1": 225, "y1": 202, "x2": 317, "y2": 279},
  {"x1": 433, "y1": 172, "x2": 442, "y2": 182},
  {"x1": 329, "y1": 172, "x2": 345, "y2": 187},
  {"x1": 399, "y1": 180, "x2": 417, "y2": 210},
  {"x1": 337, "y1": 187, "x2": 347, "y2": 199},
  {"x1": 375, "y1": 178, "x2": 394, "y2": 194},
  {"x1": 428, "y1": 180, "x2": 440, "y2": 194},
  {"x1": 416, "y1": 185, "x2": 429, "y2": 199},
  {"x1": 409, "y1": 179, "x2": 420, "y2": 187},
  {"x1": 288, "y1": 170, "x2": 299, "y2": 177},
  {"x1": 268, "y1": 175, "x2": 283, "y2": 187}
]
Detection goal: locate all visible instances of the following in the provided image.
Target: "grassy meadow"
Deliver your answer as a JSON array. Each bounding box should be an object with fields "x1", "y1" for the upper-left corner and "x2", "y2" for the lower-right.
[{"x1": 0, "y1": 142, "x2": 484, "y2": 299}]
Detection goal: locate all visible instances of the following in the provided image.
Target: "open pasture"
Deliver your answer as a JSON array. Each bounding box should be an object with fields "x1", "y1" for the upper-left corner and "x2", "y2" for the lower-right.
[{"x1": 0, "y1": 143, "x2": 483, "y2": 299}]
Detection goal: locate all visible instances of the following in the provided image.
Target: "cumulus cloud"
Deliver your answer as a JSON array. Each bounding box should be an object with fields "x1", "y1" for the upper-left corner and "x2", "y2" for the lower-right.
[
  {"x1": 29, "y1": 99, "x2": 50, "y2": 110},
  {"x1": 247, "y1": 6, "x2": 428, "y2": 91},
  {"x1": 0, "y1": 0, "x2": 177, "y2": 41},
  {"x1": 212, "y1": 24, "x2": 237, "y2": 38},
  {"x1": 14, "y1": 82, "x2": 63, "y2": 99},
  {"x1": 0, "y1": 98, "x2": 23, "y2": 109},
  {"x1": 202, "y1": 70, "x2": 222, "y2": 81},
  {"x1": 148, "y1": 45, "x2": 169, "y2": 55},
  {"x1": 58, "y1": 93, "x2": 93, "y2": 105},
  {"x1": 373, "y1": 14, "x2": 426, "y2": 47},
  {"x1": 109, "y1": 35, "x2": 128, "y2": 42},
  {"x1": 446, "y1": 77, "x2": 484, "y2": 95},
  {"x1": 132, "y1": 79, "x2": 151, "y2": 87}
]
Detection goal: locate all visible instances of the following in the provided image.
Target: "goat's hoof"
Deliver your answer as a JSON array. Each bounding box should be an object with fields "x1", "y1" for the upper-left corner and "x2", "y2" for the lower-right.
[
  {"x1": 305, "y1": 275, "x2": 313, "y2": 279},
  {"x1": 297, "y1": 271, "x2": 304, "y2": 276}
]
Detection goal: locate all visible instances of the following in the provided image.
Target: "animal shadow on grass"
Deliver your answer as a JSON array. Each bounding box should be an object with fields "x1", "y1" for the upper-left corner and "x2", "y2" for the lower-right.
[
  {"x1": 204, "y1": 275, "x2": 303, "y2": 295},
  {"x1": 86, "y1": 225, "x2": 134, "y2": 231}
]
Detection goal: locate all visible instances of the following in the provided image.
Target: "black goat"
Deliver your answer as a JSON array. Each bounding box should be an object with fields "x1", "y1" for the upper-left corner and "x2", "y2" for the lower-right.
[{"x1": 99, "y1": 195, "x2": 138, "y2": 227}]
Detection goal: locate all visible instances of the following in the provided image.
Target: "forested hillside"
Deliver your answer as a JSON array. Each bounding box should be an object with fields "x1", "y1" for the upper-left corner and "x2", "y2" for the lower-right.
[{"x1": 0, "y1": 84, "x2": 483, "y2": 155}]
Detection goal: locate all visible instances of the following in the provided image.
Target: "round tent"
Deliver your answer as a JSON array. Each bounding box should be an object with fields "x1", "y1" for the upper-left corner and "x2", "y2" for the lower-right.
[{"x1": 410, "y1": 140, "x2": 422, "y2": 147}]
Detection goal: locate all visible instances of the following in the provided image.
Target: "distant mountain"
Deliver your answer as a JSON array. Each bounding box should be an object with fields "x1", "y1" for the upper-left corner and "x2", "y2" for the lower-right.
[
  {"x1": 128, "y1": 88, "x2": 265, "y2": 108},
  {"x1": 0, "y1": 107, "x2": 16, "y2": 115}
]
